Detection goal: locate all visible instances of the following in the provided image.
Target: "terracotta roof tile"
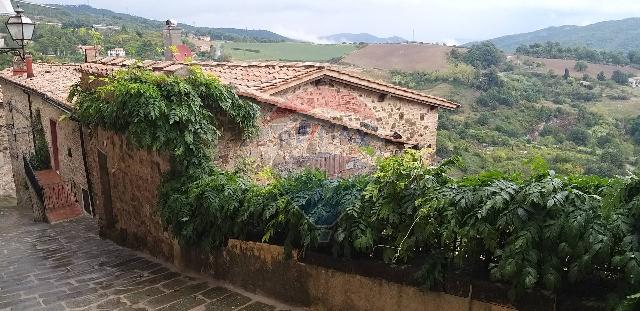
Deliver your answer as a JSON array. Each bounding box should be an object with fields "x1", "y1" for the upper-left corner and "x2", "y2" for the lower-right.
[
  {"x1": 98, "y1": 57, "x2": 116, "y2": 64},
  {"x1": 0, "y1": 64, "x2": 81, "y2": 108},
  {"x1": 109, "y1": 58, "x2": 128, "y2": 65},
  {"x1": 120, "y1": 59, "x2": 138, "y2": 66},
  {"x1": 151, "y1": 61, "x2": 174, "y2": 70},
  {"x1": 0, "y1": 59, "x2": 460, "y2": 145}
]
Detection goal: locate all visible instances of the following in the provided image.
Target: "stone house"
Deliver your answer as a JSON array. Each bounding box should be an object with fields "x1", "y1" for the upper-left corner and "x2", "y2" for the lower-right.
[
  {"x1": 107, "y1": 47, "x2": 126, "y2": 57},
  {"x1": 1, "y1": 64, "x2": 90, "y2": 223},
  {"x1": 1, "y1": 58, "x2": 457, "y2": 225},
  {"x1": 0, "y1": 55, "x2": 471, "y2": 310}
]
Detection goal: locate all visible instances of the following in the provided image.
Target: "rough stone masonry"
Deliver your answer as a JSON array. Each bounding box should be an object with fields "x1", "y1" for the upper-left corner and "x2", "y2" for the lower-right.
[{"x1": 0, "y1": 103, "x2": 16, "y2": 198}]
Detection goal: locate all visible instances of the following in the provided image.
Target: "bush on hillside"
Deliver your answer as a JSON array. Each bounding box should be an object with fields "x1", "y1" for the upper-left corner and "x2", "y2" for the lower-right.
[{"x1": 455, "y1": 41, "x2": 505, "y2": 70}]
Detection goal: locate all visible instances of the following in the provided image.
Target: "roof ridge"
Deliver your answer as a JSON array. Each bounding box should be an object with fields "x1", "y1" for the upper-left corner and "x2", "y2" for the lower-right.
[
  {"x1": 325, "y1": 68, "x2": 459, "y2": 108},
  {"x1": 82, "y1": 58, "x2": 459, "y2": 109}
]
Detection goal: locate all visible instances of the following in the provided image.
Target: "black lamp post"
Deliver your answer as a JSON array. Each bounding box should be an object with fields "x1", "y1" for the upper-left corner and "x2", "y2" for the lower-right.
[{"x1": 0, "y1": 6, "x2": 35, "y2": 60}]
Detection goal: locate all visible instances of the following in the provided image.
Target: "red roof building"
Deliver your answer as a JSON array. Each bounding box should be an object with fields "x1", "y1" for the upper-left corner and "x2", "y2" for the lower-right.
[{"x1": 172, "y1": 44, "x2": 193, "y2": 62}]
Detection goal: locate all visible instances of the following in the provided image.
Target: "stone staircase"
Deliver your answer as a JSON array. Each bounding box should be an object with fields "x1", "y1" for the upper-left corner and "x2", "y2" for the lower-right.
[{"x1": 35, "y1": 169, "x2": 84, "y2": 223}]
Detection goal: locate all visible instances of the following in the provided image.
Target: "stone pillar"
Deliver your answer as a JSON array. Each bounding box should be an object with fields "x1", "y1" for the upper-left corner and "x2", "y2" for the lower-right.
[
  {"x1": 163, "y1": 21, "x2": 182, "y2": 61},
  {"x1": 84, "y1": 46, "x2": 98, "y2": 63}
]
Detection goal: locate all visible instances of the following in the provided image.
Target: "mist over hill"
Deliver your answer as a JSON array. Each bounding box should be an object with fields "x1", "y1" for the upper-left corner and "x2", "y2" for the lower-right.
[{"x1": 321, "y1": 33, "x2": 407, "y2": 44}]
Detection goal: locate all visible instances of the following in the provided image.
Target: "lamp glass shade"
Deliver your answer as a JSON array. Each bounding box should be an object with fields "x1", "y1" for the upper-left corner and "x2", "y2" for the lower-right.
[{"x1": 6, "y1": 12, "x2": 34, "y2": 44}]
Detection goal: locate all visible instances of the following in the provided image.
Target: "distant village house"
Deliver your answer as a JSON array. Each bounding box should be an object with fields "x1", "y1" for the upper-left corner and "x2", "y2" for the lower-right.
[{"x1": 107, "y1": 47, "x2": 126, "y2": 57}]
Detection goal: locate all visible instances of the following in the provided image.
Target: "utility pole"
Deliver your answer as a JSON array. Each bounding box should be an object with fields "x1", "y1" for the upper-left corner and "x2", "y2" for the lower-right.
[{"x1": 412, "y1": 28, "x2": 415, "y2": 42}]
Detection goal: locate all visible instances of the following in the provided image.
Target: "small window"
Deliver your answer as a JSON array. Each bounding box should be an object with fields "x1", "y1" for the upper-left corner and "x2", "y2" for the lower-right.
[
  {"x1": 297, "y1": 120, "x2": 311, "y2": 136},
  {"x1": 377, "y1": 93, "x2": 388, "y2": 102}
]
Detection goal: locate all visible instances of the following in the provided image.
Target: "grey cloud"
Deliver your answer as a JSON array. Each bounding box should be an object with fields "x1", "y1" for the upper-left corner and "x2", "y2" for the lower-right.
[{"x1": 26, "y1": 0, "x2": 640, "y2": 42}]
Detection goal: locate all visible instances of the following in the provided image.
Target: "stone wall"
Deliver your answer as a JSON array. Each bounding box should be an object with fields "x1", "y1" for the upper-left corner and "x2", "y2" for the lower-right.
[
  {"x1": 214, "y1": 103, "x2": 405, "y2": 177},
  {"x1": 184, "y1": 240, "x2": 516, "y2": 311},
  {"x1": 1, "y1": 82, "x2": 89, "y2": 214},
  {"x1": 84, "y1": 128, "x2": 177, "y2": 261},
  {"x1": 0, "y1": 102, "x2": 16, "y2": 198},
  {"x1": 86, "y1": 131, "x2": 517, "y2": 310},
  {"x1": 275, "y1": 79, "x2": 439, "y2": 147}
]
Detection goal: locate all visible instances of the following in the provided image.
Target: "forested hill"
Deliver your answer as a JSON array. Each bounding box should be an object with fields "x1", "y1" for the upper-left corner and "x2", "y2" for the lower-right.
[
  {"x1": 482, "y1": 17, "x2": 640, "y2": 53},
  {"x1": 18, "y1": 3, "x2": 291, "y2": 42}
]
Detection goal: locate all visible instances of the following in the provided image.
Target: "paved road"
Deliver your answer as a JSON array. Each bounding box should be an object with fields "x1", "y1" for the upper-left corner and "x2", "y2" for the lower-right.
[{"x1": 0, "y1": 199, "x2": 289, "y2": 311}]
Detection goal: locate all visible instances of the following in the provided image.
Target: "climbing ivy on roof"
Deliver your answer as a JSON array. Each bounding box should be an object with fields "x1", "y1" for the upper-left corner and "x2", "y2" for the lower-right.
[{"x1": 68, "y1": 65, "x2": 260, "y2": 173}]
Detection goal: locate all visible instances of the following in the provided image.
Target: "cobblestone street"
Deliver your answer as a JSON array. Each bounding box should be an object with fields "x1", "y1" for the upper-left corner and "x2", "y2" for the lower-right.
[{"x1": 0, "y1": 199, "x2": 289, "y2": 311}]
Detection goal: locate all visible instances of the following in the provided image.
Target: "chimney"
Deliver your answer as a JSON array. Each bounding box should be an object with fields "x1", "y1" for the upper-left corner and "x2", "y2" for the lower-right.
[
  {"x1": 84, "y1": 46, "x2": 98, "y2": 63},
  {"x1": 163, "y1": 20, "x2": 182, "y2": 61},
  {"x1": 25, "y1": 55, "x2": 34, "y2": 78}
]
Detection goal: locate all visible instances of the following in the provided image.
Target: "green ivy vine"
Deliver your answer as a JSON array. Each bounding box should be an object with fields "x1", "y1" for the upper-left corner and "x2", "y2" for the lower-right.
[
  {"x1": 69, "y1": 65, "x2": 260, "y2": 175},
  {"x1": 30, "y1": 109, "x2": 52, "y2": 171}
]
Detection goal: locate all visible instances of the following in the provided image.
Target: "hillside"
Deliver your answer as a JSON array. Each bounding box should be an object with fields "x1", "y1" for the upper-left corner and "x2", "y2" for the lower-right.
[
  {"x1": 385, "y1": 43, "x2": 640, "y2": 177},
  {"x1": 513, "y1": 56, "x2": 640, "y2": 78},
  {"x1": 342, "y1": 44, "x2": 455, "y2": 71},
  {"x1": 484, "y1": 18, "x2": 640, "y2": 53},
  {"x1": 321, "y1": 33, "x2": 406, "y2": 44},
  {"x1": 18, "y1": 2, "x2": 291, "y2": 42},
  {"x1": 218, "y1": 42, "x2": 360, "y2": 62}
]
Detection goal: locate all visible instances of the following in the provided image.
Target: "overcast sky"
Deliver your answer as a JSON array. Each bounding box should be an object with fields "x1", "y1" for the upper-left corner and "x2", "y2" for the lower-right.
[{"x1": 26, "y1": 0, "x2": 640, "y2": 44}]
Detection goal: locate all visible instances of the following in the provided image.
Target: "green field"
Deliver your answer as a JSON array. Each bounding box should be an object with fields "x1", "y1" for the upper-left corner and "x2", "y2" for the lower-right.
[
  {"x1": 590, "y1": 88, "x2": 640, "y2": 120},
  {"x1": 219, "y1": 42, "x2": 360, "y2": 62}
]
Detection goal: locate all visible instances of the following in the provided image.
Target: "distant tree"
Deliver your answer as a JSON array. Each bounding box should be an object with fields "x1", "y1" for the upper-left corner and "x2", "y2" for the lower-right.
[
  {"x1": 563, "y1": 68, "x2": 570, "y2": 80},
  {"x1": 609, "y1": 53, "x2": 628, "y2": 66},
  {"x1": 597, "y1": 71, "x2": 607, "y2": 81},
  {"x1": 582, "y1": 74, "x2": 591, "y2": 81},
  {"x1": 574, "y1": 61, "x2": 588, "y2": 72},
  {"x1": 630, "y1": 116, "x2": 640, "y2": 144},
  {"x1": 611, "y1": 70, "x2": 629, "y2": 84},
  {"x1": 462, "y1": 41, "x2": 505, "y2": 69},
  {"x1": 568, "y1": 128, "x2": 591, "y2": 146},
  {"x1": 475, "y1": 68, "x2": 502, "y2": 91},
  {"x1": 600, "y1": 148, "x2": 625, "y2": 169},
  {"x1": 448, "y1": 48, "x2": 464, "y2": 62},
  {"x1": 629, "y1": 50, "x2": 640, "y2": 65}
]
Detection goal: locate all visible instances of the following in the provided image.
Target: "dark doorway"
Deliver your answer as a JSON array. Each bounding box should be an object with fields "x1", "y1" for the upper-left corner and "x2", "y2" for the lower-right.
[
  {"x1": 49, "y1": 119, "x2": 60, "y2": 172},
  {"x1": 82, "y1": 188, "x2": 93, "y2": 216},
  {"x1": 98, "y1": 150, "x2": 114, "y2": 228}
]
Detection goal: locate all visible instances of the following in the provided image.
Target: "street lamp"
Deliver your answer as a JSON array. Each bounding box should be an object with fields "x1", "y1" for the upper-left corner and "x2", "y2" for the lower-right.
[{"x1": 0, "y1": 6, "x2": 34, "y2": 60}]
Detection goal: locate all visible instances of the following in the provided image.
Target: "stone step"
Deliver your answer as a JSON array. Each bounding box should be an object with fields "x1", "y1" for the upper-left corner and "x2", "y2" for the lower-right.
[{"x1": 45, "y1": 204, "x2": 84, "y2": 223}]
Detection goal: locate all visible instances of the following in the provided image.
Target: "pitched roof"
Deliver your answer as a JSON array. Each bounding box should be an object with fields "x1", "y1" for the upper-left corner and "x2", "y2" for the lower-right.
[
  {"x1": 0, "y1": 58, "x2": 460, "y2": 145},
  {"x1": 79, "y1": 58, "x2": 460, "y2": 110},
  {"x1": 0, "y1": 64, "x2": 80, "y2": 109}
]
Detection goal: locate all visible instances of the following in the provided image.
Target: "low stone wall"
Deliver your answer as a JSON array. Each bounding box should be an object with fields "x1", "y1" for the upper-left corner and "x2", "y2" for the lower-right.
[
  {"x1": 176, "y1": 240, "x2": 516, "y2": 311},
  {"x1": 87, "y1": 129, "x2": 518, "y2": 311}
]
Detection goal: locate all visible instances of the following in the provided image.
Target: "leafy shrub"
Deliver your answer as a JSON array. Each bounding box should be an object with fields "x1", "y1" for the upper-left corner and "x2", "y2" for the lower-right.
[
  {"x1": 460, "y1": 41, "x2": 505, "y2": 69},
  {"x1": 30, "y1": 109, "x2": 52, "y2": 171},
  {"x1": 574, "y1": 61, "x2": 588, "y2": 72},
  {"x1": 609, "y1": 93, "x2": 631, "y2": 100},
  {"x1": 569, "y1": 128, "x2": 592, "y2": 146},
  {"x1": 629, "y1": 116, "x2": 640, "y2": 144},
  {"x1": 612, "y1": 70, "x2": 631, "y2": 85}
]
